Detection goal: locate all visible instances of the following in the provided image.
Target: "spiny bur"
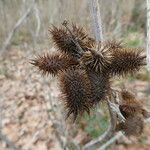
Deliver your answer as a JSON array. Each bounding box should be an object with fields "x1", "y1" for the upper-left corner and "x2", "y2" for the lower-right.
[
  {"x1": 116, "y1": 90, "x2": 146, "y2": 136},
  {"x1": 119, "y1": 90, "x2": 143, "y2": 116},
  {"x1": 31, "y1": 52, "x2": 78, "y2": 76},
  {"x1": 49, "y1": 24, "x2": 89, "y2": 58},
  {"x1": 105, "y1": 40, "x2": 123, "y2": 49},
  {"x1": 84, "y1": 37, "x2": 95, "y2": 48},
  {"x1": 59, "y1": 67, "x2": 92, "y2": 121},
  {"x1": 119, "y1": 90, "x2": 150, "y2": 118},
  {"x1": 116, "y1": 114, "x2": 144, "y2": 136},
  {"x1": 80, "y1": 42, "x2": 113, "y2": 73},
  {"x1": 108, "y1": 48, "x2": 146, "y2": 76},
  {"x1": 84, "y1": 40, "x2": 123, "y2": 51},
  {"x1": 86, "y1": 71, "x2": 110, "y2": 105},
  {"x1": 72, "y1": 24, "x2": 88, "y2": 41},
  {"x1": 31, "y1": 21, "x2": 147, "y2": 130}
]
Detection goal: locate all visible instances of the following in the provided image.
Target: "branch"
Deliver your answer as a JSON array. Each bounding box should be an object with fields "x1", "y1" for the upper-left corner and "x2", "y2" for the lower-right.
[
  {"x1": 145, "y1": 117, "x2": 150, "y2": 123},
  {"x1": 42, "y1": 79, "x2": 67, "y2": 150},
  {"x1": 97, "y1": 131, "x2": 123, "y2": 150},
  {"x1": 146, "y1": 0, "x2": 150, "y2": 70},
  {"x1": 108, "y1": 90, "x2": 126, "y2": 122},
  {"x1": 2, "y1": 0, "x2": 35, "y2": 51},
  {"x1": 88, "y1": 0, "x2": 103, "y2": 42},
  {"x1": 34, "y1": 4, "x2": 41, "y2": 38},
  {"x1": 83, "y1": 2, "x2": 120, "y2": 149},
  {"x1": 83, "y1": 93, "x2": 117, "y2": 150},
  {"x1": 97, "y1": 117, "x2": 150, "y2": 150},
  {"x1": 84, "y1": 89, "x2": 150, "y2": 149}
]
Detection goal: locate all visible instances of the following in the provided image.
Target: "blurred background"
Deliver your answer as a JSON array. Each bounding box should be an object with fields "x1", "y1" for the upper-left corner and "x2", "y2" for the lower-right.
[{"x1": 0, "y1": 0, "x2": 150, "y2": 150}]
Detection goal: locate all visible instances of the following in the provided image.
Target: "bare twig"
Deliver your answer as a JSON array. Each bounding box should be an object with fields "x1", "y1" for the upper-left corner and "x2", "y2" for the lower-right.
[
  {"x1": 34, "y1": 4, "x2": 40, "y2": 38},
  {"x1": 88, "y1": 0, "x2": 103, "y2": 42},
  {"x1": 145, "y1": 117, "x2": 150, "y2": 123},
  {"x1": 97, "y1": 117, "x2": 150, "y2": 150},
  {"x1": 108, "y1": 100, "x2": 125, "y2": 123},
  {"x1": 25, "y1": 122, "x2": 47, "y2": 149},
  {"x1": 146, "y1": 0, "x2": 150, "y2": 70},
  {"x1": 42, "y1": 77, "x2": 69, "y2": 150},
  {"x1": 84, "y1": 88, "x2": 150, "y2": 150},
  {"x1": 112, "y1": 0, "x2": 122, "y2": 38},
  {"x1": 83, "y1": 2, "x2": 120, "y2": 149},
  {"x1": 2, "y1": 0, "x2": 35, "y2": 51},
  {"x1": 83, "y1": 93, "x2": 117, "y2": 150},
  {"x1": 97, "y1": 131, "x2": 123, "y2": 150}
]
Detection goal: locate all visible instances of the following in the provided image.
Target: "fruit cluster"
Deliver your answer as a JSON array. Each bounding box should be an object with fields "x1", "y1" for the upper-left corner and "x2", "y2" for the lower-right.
[{"x1": 31, "y1": 21, "x2": 147, "y2": 136}]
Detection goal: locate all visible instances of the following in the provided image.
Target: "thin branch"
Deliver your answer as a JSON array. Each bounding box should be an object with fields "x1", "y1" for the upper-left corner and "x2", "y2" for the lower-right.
[
  {"x1": 146, "y1": 0, "x2": 150, "y2": 70},
  {"x1": 97, "y1": 117, "x2": 150, "y2": 150},
  {"x1": 145, "y1": 117, "x2": 150, "y2": 123},
  {"x1": 97, "y1": 131, "x2": 123, "y2": 150},
  {"x1": 108, "y1": 100, "x2": 125, "y2": 123},
  {"x1": 83, "y1": 2, "x2": 119, "y2": 149},
  {"x1": 83, "y1": 93, "x2": 117, "y2": 150},
  {"x1": 84, "y1": 87, "x2": 150, "y2": 150},
  {"x1": 42, "y1": 78, "x2": 71, "y2": 150},
  {"x1": 88, "y1": 0, "x2": 103, "y2": 42},
  {"x1": 34, "y1": 4, "x2": 41, "y2": 38},
  {"x1": 2, "y1": 0, "x2": 35, "y2": 51},
  {"x1": 25, "y1": 122, "x2": 47, "y2": 149}
]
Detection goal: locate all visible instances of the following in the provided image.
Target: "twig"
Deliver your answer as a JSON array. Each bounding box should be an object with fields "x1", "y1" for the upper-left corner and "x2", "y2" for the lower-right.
[
  {"x1": 146, "y1": 0, "x2": 150, "y2": 70},
  {"x1": 34, "y1": 4, "x2": 40, "y2": 38},
  {"x1": 97, "y1": 117, "x2": 150, "y2": 150},
  {"x1": 83, "y1": 93, "x2": 117, "y2": 150},
  {"x1": 112, "y1": 0, "x2": 122, "y2": 38},
  {"x1": 43, "y1": 78, "x2": 68, "y2": 150},
  {"x1": 145, "y1": 117, "x2": 150, "y2": 123},
  {"x1": 88, "y1": 0, "x2": 103, "y2": 42},
  {"x1": 2, "y1": 0, "x2": 35, "y2": 51},
  {"x1": 0, "y1": 131, "x2": 22, "y2": 150},
  {"x1": 83, "y1": 2, "x2": 120, "y2": 149},
  {"x1": 97, "y1": 131, "x2": 123, "y2": 150},
  {"x1": 25, "y1": 122, "x2": 48, "y2": 149},
  {"x1": 98, "y1": 117, "x2": 150, "y2": 150},
  {"x1": 108, "y1": 100, "x2": 125, "y2": 123}
]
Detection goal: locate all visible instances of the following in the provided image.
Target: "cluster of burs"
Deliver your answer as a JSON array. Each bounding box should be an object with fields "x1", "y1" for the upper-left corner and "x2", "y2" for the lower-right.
[{"x1": 31, "y1": 21, "x2": 149, "y2": 136}]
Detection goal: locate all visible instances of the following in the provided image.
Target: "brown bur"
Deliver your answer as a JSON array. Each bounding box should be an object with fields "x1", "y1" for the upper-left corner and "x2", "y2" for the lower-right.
[
  {"x1": 107, "y1": 48, "x2": 146, "y2": 76},
  {"x1": 116, "y1": 90, "x2": 149, "y2": 136},
  {"x1": 49, "y1": 24, "x2": 90, "y2": 58},
  {"x1": 31, "y1": 52, "x2": 78, "y2": 76},
  {"x1": 31, "y1": 21, "x2": 147, "y2": 123},
  {"x1": 59, "y1": 67, "x2": 93, "y2": 122}
]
